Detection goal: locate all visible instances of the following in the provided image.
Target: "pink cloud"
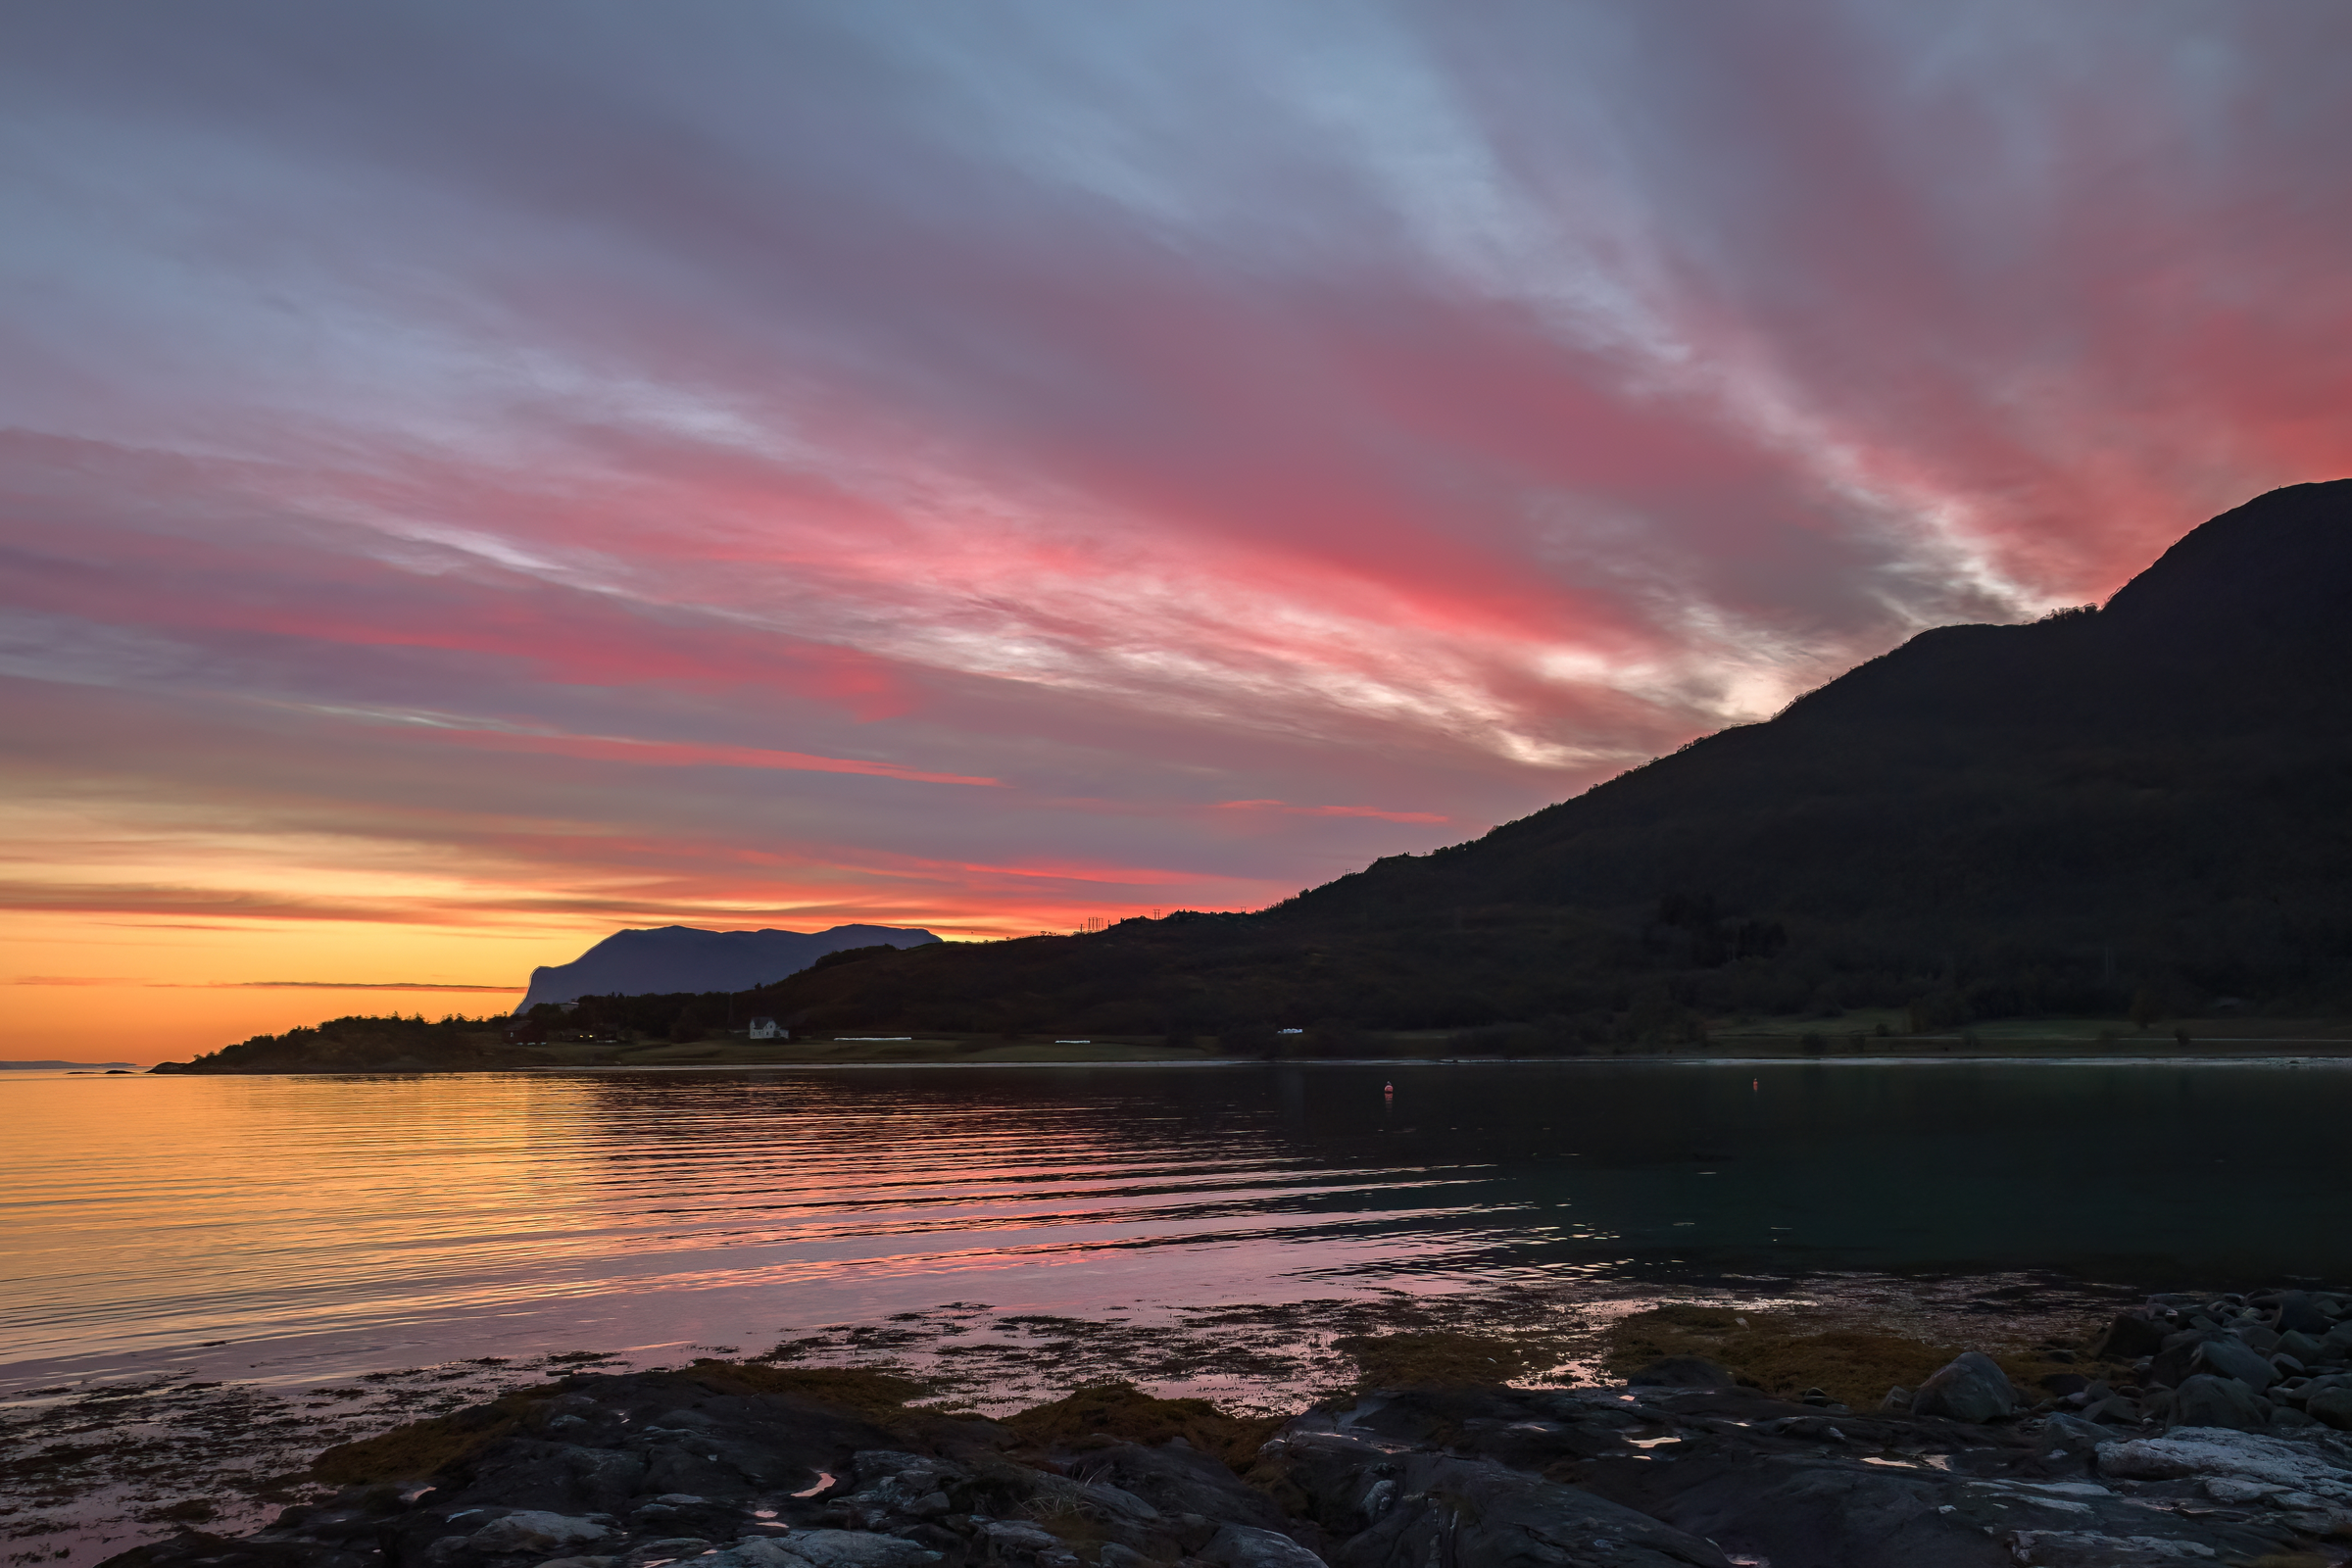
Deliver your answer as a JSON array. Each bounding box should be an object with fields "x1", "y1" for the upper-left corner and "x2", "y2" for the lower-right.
[
  {"x1": 1216, "y1": 801, "x2": 1447, "y2": 825},
  {"x1": 420, "y1": 725, "x2": 1004, "y2": 788}
]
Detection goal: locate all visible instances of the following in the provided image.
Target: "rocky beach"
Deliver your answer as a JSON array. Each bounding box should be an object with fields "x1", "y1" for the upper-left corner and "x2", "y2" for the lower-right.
[{"x1": 48, "y1": 1284, "x2": 2352, "y2": 1568}]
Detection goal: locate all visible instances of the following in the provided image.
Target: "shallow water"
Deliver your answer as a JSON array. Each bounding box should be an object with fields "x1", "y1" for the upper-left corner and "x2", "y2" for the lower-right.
[{"x1": 5, "y1": 1059, "x2": 2348, "y2": 1394}]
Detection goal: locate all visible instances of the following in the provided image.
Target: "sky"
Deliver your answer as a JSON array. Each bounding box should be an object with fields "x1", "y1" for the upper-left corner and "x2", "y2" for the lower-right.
[{"x1": 6, "y1": 2, "x2": 2352, "y2": 1059}]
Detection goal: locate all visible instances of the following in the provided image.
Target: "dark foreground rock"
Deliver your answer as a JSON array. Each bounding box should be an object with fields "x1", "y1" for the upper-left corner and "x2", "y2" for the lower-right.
[{"x1": 99, "y1": 1346, "x2": 2352, "y2": 1568}]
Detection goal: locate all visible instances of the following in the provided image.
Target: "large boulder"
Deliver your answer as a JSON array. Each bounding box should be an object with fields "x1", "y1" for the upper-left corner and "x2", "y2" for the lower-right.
[
  {"x1": 2308, "y1": 1387, "x2": 2352, "y2": 1431},
  {"x1": 2275, "y1": 1292, "x2": 2331, "y2": 1336},
  {"x1": 2191, "y1": 1336, "x2": 2278, "y2": 1392},
  {"x1": 2231, "y1": 1322, "x2": 2282, "y2": 1355},
  {"x1": 1910, "y1": 1352, "x2": 2018, "y2": 1423},
  {"x1": 2145, "y1": 1337, "x2": 2208, "y2": 1390},
  {"x1": 2169, "y1": 1375, "x2": 2271, "y2": 1432},
  {"x1": 2088, "y1": 1312, "x2": 2165, "y2": 1360}
]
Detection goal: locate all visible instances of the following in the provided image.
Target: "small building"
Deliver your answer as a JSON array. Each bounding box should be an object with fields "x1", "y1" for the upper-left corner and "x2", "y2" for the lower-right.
[{"x1": 748, "y1": 1016, "x2": 786, "y2": 1041}]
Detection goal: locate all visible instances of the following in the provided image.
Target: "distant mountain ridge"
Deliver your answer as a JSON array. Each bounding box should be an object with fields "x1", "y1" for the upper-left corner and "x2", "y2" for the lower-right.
[
  {"x1": 728, "y1": 479, "x2": 2352, "y2": 1037},
  {"x1": 518, "y1": 924, "x2": 940, "y2": 1011}
]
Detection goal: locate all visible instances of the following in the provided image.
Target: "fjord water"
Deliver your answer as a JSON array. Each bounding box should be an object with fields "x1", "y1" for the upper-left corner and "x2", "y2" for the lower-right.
[{"x1": 4, "y1": 1061, "x2": 2346, "y2": 1392}]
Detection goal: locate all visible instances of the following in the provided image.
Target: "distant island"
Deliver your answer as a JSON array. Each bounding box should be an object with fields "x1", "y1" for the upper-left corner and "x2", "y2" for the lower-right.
[
  {"x1": 517, "y1": 923, "x2": 939, "y2": 1010},
  {"x1": 147, "y1": 481, "x2": 2352, "y2": 1074},
  {"x1": 3, "y1": 1059, "x2": 139, "y2": 1070}
]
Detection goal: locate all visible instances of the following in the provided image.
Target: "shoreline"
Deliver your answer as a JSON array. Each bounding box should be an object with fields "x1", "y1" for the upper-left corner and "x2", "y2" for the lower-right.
[
  {"x1": 38, "y1": 1049, "x2": 2352, "y2": 1076},
  {"x1": 0, "y1": 1268, "x2": 2154, "y2": 1565},
  {"x1": 117, "y1": 1009, "x2": 2352, "y2": 1076},
  {"x1": 23, "y1": 1274, "x2": 2352, "y2": 1568}
]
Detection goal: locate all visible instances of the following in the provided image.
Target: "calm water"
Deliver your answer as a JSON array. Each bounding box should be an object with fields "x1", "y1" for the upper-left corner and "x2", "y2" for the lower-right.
[{"x1": 5, "y1": 1060, "x2": 2348, "y2": 1393}]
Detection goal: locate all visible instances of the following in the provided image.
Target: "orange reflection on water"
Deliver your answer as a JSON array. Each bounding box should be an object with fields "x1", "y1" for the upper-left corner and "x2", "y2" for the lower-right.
[{"x1": 2, "y1": 1068, "x2": 1504, "y2": 1388}]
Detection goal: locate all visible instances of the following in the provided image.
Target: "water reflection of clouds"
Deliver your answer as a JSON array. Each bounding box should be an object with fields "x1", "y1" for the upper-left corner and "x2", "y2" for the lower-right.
[{"x1": 7, "y1": 1061, "x2": 2348, "y2": 1391}]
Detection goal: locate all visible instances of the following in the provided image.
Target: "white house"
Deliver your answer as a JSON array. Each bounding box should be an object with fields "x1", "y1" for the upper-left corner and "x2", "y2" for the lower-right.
[{"x1": 748, "y1": 1016, "x2": 786, "y2": 1041}]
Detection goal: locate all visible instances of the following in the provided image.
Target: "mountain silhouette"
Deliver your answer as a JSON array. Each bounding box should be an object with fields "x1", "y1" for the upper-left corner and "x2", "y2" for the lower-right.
[
  {"x1": 518, "y1": 924, "x2": 940, "y2": 1010},
  {"x1": 744, "y1": 481, "x2": 2352, "y2": 1040}
]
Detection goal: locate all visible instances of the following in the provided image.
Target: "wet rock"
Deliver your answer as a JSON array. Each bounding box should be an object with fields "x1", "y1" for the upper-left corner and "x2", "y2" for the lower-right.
[{"x1": 1909, "y1": 1350, "x2": 2019, "y2": 1423}]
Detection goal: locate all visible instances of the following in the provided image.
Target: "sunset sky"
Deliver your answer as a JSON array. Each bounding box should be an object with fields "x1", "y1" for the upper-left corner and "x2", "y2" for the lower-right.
[{"x1": 6, "y1": 3, "x2": 2351, "y2": 1058}]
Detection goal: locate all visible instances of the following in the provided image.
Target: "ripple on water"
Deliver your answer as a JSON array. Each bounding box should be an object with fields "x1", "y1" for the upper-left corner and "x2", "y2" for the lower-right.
[{"x1": 3, "y1": 1059, "x2": 2348, "y2": 1392}]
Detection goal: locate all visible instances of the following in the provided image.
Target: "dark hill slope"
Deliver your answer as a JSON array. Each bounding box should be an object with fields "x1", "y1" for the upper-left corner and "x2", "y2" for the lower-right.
[{"x1": 747, "y1": 481, "x2": 2352, "y2": 1037}]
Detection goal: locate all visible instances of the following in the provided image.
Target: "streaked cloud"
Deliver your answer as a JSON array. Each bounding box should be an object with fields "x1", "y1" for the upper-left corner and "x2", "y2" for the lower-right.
[
  {"x1": 1216, "y1": 801, "x2": 1449, "y2": 825},
  {"x1": 3, "y1": 1, "x2": 2351, "y2": 1053},
  {"x1": 186, "y1": 981, "x2": 526, "y2": 993}
]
